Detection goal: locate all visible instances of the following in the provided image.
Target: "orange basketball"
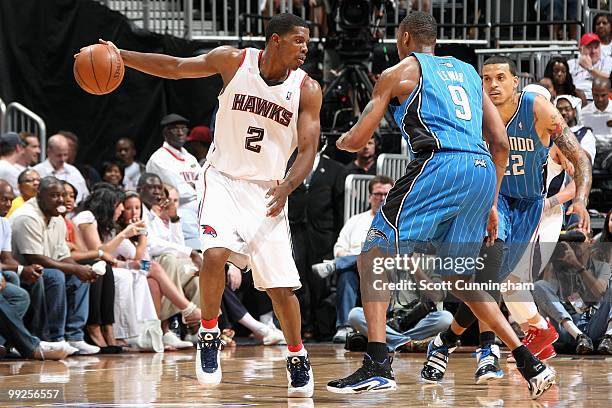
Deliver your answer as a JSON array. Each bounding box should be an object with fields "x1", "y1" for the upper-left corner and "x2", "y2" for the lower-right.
[{"x1": 74, "y1": 43, "x2": 124, "y2": 95}]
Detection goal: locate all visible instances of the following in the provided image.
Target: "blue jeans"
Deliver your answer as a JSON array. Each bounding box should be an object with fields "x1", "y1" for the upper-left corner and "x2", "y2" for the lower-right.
[
  {"x1": 22, "y1": 269, "x2": 89, "y2": 342},
  {"x1": 0, "y1": 280, "x2": 39, "y2": 358},
  {"x1": 335, "y1": 255, "x2": 359, "y2": 328},
  {"x1": 348, "y1": 307, "x2": 454, "y2": 351},
  {"x1": 534, "y1": 279, "x2": 612, "y2": 349}
]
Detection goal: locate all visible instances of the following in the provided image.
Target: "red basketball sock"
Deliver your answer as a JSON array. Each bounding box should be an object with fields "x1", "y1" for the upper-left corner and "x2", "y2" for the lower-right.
[
  {"x1": 201, "y1": 317, "x2": 218, "y2": 330},
  {"x1": 287, "y1": 343, "x2": 303, "y2": 353}
]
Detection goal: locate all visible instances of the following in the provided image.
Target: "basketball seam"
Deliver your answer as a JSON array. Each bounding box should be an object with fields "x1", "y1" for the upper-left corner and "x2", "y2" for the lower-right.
[
  {"x1": 89, "y1": 46, "x2": 103, "y2": 94},
  {"x1": 74, "y1": 65, "x2": 95, "y2": 94},
  {"x1": 105, "y1": 46, "x2": 114, "y2": 90}
]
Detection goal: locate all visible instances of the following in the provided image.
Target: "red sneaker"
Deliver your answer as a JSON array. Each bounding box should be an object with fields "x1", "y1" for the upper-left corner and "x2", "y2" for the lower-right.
[
  {"x1": 536, "y1": 345, "x2": 556, "y2": 361},
  {"x1": 523, "y1": 321, "x2": 559, "y2": 356}
]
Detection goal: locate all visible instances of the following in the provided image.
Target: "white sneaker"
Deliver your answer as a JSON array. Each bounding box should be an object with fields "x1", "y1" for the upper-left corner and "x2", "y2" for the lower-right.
[
  {"x1": 262, "y1": 327, "x2": 286, "y2": 346},
  {"x1": 163, "y1": 331, "x2": 194, "y2": 350},
  {"x1": 333, "y1": 327, "x2": 352, "y2": 344},
  {"x1": 196, "y1": 329, "x2": 223, "y2": 386},
  {"x1": 37, "y1": 341, "x2": 69, "y2": 360},
  {"x1": 58, "y1": 341, "x2": 79, "y2": 356},
  {"x1": 287, "y1": 353, "x2": 314, "y2": 398},
  {"x1": 68, "y1": 340, "x2": 100, "y2": 355}
]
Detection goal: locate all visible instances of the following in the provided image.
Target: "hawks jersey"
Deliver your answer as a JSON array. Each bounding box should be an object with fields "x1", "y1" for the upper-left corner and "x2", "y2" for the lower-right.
[
  {"x1": 501, "y1": 91, "x2": 551, "y2": 199},
  {"x1": 392, "y1": 52, "x2": 490, "y2": 156},
  {"x1": 206, "y1": 48, "x2": 308, "y2": 181}
]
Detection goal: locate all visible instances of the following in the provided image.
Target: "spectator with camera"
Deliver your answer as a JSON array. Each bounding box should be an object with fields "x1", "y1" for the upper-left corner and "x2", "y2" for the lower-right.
[
  {"x1": 534, "y1": 227, "x2": 612, "y2": 354},
  {"x1": 346, "y1": 252, "x2": 453, "y2": 352}
]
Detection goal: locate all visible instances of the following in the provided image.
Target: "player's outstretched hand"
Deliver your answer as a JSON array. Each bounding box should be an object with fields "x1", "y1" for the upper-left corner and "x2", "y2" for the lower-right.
[
  {"x1": 566, "y1": 200, "x2": 591, "y2": 233},
  {"x1": 485, "y1": 205, "x2": 498, "y2": 246},
  {"x1": 266, "y1": 183, "x2": 291, "y2": 217}
]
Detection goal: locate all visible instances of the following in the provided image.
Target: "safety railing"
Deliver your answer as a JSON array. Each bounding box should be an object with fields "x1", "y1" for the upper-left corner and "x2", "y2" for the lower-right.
[
  {"x1": 475, "y1": 46, "x2": 579, "y2": 83},
  {"x1": 344, "y1": 174, "x2": 375, "y2": 223},
  {"x1": 0, "y1": 97, "x2": 6, "y2": 134},
  {"x1": 4, "y1": 102, "x2": 47, "y2": 161}
]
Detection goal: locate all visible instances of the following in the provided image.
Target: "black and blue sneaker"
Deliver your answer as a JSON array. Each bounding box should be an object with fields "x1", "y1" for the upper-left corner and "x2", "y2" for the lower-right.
[
  {"x1": 474, "y1": 344, "x2": 504, "y2": 384},
  {"x1": 420, "y1": 333, "x2": 456, "y2": 383},
  {"x1": 287, "y1": 354, "x2": 314, "y2": 397},
  {"x1": 195, "y1": 329, "x2": 224, "y2": 386},
  {"x1": 516, "y1": 356, "x2": 556, "y2": 400},
  {"x1": 326, "y1": 354, "x2": 396, "y2": 394}
]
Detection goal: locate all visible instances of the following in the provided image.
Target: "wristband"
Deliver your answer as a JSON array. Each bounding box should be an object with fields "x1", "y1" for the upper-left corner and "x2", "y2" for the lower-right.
[
  {"x1": 17, "y1": 265, "x2": 24, "y2": 276},
  {"x1": 98, "y1": 249, "x2": 104, "y2": 258}
]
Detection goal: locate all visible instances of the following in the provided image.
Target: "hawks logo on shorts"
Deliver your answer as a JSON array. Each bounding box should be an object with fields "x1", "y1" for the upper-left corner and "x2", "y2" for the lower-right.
[{"x1": 201, "y1": 225, "x2": 218, "y2": 238}]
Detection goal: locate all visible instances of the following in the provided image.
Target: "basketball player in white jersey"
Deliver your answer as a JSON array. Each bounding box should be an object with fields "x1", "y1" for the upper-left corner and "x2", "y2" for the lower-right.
[{"x1": 94, "y1": 14, "x2": 322, "y2": 397}]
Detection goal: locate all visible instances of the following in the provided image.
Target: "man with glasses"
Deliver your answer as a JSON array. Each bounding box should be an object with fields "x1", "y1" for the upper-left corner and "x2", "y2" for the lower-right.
[
  {"x1": 146, "y1": 113, "x2": 201, "y2": 250},
  {"x1": 6, "y1": 169, "x2": 40, "y2": 218},
  {"x1": 312, "y1": 176, "x2": 394, "y2": 343}
]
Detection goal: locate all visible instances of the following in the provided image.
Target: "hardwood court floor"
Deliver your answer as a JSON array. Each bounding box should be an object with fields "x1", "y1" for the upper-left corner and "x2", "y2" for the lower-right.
[{"x1": 0, "y1": 344, "x2": 610, "y2": 407}]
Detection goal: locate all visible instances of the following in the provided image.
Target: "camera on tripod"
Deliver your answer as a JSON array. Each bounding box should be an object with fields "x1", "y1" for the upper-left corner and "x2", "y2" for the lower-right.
[{"x1": 328, "y1": 0, "x2": 376, "y2": 62}]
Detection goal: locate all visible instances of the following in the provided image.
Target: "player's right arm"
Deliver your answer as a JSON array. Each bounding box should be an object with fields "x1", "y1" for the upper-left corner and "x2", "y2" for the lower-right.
[
  {"x1": 98, "y1": 41, "x2": 243, "y2": 82},
  {"x1": 481, "y1": 92, "x2": 510, "y2": 243}
]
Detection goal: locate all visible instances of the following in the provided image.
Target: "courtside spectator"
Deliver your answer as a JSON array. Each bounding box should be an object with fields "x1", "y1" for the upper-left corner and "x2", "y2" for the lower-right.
[
  {"x1": 58, "y1": 130, "x2": 101, "y2": 190},
  {"x1": 581, "y1": 77, "x2": 612, "y2": 170},
  {"x1": 312, "y1": 176, "x2": 394, "y2": 343},
  {"x1": 6, "y1": 169, "x2": 40, "y2": 218},
  {"x1": 0, "y1": 132, "x2": 27, "y2": 192},
  {"x1": 555, "y1": 95, "x2": 596, "y2": 163},
  {"x1": 146, "y1": 114, "x2": 201, "y2": 250},
  {"x1": 345, "y1": 136, "x2": 377, "y2": 175},
  {"x1": 544, "y1": 56, "x2": 587, "y2": 106},
  {"x1": 11, "y1": 176, "x2": 99, "y2": 355},
  {"x1": 594, "y1": 12, "x2": 612, "y2": 58},
  {"x1": 100, "y1": 160, "x2": 125, "y2": 189},
  {"x1": 185, "y1": 125, "x2": 212, "y2": 166},
  {"x1": 115, "y1": 138, "x2": 144, "y2": 191},
  {"x1": 16, "y1": 132, "x2": 41, "y2": 169},
  {"x1": 568, "y1": 33, "x2": 612, "y2": 101},
  {"x1": 33, "y1": 135, "x2": 89, "y2": 203}
]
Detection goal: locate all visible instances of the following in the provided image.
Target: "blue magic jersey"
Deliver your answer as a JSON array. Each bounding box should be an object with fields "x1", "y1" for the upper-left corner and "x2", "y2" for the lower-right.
[
  {"x1": 501, "y1": 91, "x2": 551, "y2": 199},
  {"x1": 392, "y1": 53, "x2": 489, "y2": 156}
]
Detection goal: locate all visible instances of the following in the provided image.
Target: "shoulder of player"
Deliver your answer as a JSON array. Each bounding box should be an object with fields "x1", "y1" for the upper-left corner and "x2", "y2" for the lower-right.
[
  {"x1": 208, "y1": 45, "x2": 244, "y2": 60},
  {"x1": 299, "y1": 76, "x2": 322, "y2": 107}
]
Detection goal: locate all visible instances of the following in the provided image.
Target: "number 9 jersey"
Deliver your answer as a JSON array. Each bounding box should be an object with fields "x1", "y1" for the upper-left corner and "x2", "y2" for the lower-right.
[
  {"x1": 207, "y1": 48, "x2": 308, "y2": 181},
  {"x1": 392, "y1": 53, "x2": 490, "y2": 157}
]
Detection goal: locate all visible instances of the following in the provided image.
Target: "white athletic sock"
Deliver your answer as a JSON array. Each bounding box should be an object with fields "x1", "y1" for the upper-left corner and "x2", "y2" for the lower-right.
[
  {"x1": 238, "y1": 313, "x2": 268, "y2": 337},
  {"x1": 200, "y1": 325, "x2": 219, "y2": 333},
  {"x1": 528, "y1": 313, "x2": 548, "y2": 330},
  {"x1": 561, "y1": 318, "x2": 583, "y2": 339}
]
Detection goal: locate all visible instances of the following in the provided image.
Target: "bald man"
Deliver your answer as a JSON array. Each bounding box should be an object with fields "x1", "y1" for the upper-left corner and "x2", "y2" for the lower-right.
[{"x1": 33, "y1": 134, "x2": 89, "y2": 202}]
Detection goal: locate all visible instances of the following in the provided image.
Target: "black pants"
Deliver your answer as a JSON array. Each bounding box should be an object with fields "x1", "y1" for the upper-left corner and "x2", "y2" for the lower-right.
[{"x1": 87, "y1": 262, "x2": 114, "y2": 326}]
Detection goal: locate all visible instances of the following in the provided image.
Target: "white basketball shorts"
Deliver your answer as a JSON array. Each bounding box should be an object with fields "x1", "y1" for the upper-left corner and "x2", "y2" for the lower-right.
[{"x1": 197, "y1": 163, "x2": 301, "y2": 291}]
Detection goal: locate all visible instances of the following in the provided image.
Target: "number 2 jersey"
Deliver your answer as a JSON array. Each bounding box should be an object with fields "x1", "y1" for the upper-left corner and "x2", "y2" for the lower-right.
[
  {"x1": 500, "y1": 91, "x2": 551, "y2": 199},
  {"x1": 392, "y1": 52, "x2": 490, "y2": 157},
  {"x1": 206, "y1": 48, "x2": 308, "y2": 181}
]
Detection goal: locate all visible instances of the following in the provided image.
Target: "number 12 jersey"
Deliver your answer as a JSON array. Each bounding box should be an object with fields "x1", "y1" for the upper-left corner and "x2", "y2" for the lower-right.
[{"x1": 207, "y1": 48, "x2": 308, "y2": 182}]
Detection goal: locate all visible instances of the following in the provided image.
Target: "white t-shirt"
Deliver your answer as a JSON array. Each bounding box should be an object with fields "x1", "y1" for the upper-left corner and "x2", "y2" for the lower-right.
[
  {"x1": 568, "y1": 56, "x2": 612, "y2": 100},
  {"x1": 334, "y1": 210, "x2": 375, "y2": 257},
  {"x1": 570, "y1": 125, "x2": 596, "y2": 165},
  {"x1": 601, "y1": 42, "x2": 612, "y2": 59},
  {"x1": 0, "y1": 217, "x2": 12, "y2": 251},
  {"x1": 0, "y1": 159, "x2": 21, "y2": 193},
  {"x1": 123, "y1": 162, "x2": 143, "y2": 191},
  {"x1": 581, "y1": 101, "x2": 612, "y2": 167},
  {"x1": 72, "y1": 210, "x2": 96, "y2": 228}
]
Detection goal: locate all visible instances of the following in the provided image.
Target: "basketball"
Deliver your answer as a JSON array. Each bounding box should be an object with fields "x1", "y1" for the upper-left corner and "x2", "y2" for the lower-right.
[{"x1": 74, "y1": 43, "x2": 124, "y2": 95}]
